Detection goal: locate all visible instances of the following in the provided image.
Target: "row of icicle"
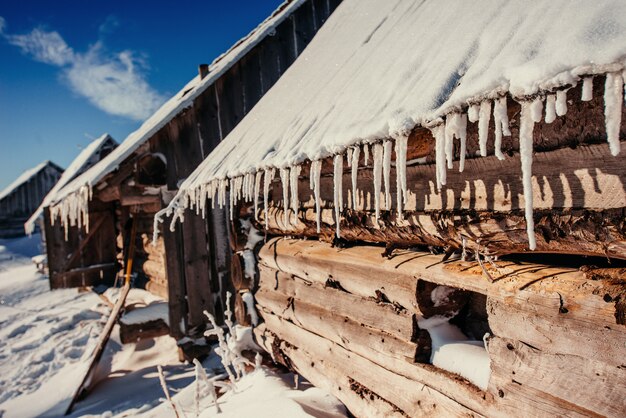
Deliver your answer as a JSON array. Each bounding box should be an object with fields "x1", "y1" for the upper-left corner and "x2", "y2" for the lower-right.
[{"x1": 50, "y1": 72, "x2": 624, "y2": 251}]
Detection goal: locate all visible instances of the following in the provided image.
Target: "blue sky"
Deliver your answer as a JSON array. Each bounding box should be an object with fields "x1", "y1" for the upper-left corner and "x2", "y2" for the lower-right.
[{"x1": 0, "y1": 0, "x2": 283, "y2": 190}]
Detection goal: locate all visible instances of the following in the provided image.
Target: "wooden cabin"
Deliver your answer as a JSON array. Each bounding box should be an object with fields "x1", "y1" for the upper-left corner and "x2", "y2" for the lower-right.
[
  {"x1": 161, "y1": 0, "x2": 626, "y2": 416},
  {"x1": 0, "y1": 160, "x2": 63, "y2": 238},
  {"x1": 43, "y1": 0, "x2": 342, "y2": 347}
]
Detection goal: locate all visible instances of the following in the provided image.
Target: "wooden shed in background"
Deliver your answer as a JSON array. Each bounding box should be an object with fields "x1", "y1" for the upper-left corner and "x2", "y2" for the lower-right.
[
  {"x1": 161, "y1": 0, "x2": 626, "y2": 415},
  {"x1": 0, "y1": 160, "x2": 63, "y2": 238},
  {"x1": 43, "y1": 0, "x2": 342, "y2": 347}
]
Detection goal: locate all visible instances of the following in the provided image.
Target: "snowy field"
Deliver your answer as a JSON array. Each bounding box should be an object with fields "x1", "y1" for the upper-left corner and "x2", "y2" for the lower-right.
[{"x1": 0, "y1": 235, "x2": 346, "y2": 418}]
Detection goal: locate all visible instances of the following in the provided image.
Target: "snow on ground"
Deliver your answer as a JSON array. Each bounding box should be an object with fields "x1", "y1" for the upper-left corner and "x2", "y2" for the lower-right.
[{"x1": 0, "y1": 234, "x2": 347, "y2": 418}]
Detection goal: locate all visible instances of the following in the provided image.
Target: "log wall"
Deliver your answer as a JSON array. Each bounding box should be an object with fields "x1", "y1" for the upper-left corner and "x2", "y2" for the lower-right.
[{"x1": 254, "y1": 237, "x2": 626, "y2": 417}]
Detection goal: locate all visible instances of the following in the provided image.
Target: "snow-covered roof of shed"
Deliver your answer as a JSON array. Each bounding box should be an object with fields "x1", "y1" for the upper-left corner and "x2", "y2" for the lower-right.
[
  {"x1": 178, "y1": 0, "x2": 626, "y2": 187},
  {"x1": 48, "y1": 0, "x2": 308, "y2": 206},
  {"x1": 0, "y1": 161, "x2": 62, "y2": 202},
  {"x1": 24, "y1": 134, "x2": 117, "y2": 235}
]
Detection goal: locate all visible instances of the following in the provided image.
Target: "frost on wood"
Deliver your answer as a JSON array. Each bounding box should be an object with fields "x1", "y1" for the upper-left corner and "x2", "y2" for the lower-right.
[
  {"x1": 372, "y1": 143, "x2": 383, "y2": 222},
  {"x1": 604, "y1": 72, "x2": 623, "y2": 156},
  {"x1": 333, "y1": 154, "x2": 344, "y2": 238},
  {"x1": 382, "y1": 140, "x2": 392, "y2": 210},
  {"x1": 309, "y1": 160, "x2": 323, "y2": 233},
  {"x1": 519, "y1": 98, "x2": 543, "y2": 251}
]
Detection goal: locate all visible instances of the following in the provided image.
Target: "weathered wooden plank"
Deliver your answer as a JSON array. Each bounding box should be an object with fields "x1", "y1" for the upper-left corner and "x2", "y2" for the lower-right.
[
  {"x1": 161, "y1": 220, "x2": 186, "y2": 339},
  {"x1": 259, "y1": 238, "x2": 626, "y2": 366},
  {"x1": 119, "y1": 318, "x2": 169, "y2": 344},
  {"x1": 256, "y1": 288, "x2": 418, "y2": 362},
  {"x1": 259, "y1": 312, "x2": 482, "y2": 417},
  {"x1": 254, "y1": 323, "x2": 407, "y2": 418},
  {"x1": 488, "y1": 337, "x2": 626, "y2": 418},
  {"x1": 262, "y1": 142, "x2": 626, "y2": 259},
  {"x1": 258, "y1": 265, "x2": 415, "y2": 342}
]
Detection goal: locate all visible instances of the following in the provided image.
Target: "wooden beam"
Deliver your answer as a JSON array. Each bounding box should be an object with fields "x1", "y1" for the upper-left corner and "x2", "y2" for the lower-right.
[
  {"x1": 254, "y1": 323, "x2": 408, "y2": 418},
  {"x1": 259, "y1": 238, "x2": 626, "y2": 367},
  {"x1": 119, "y1": 318, "x2": 169, "y2": 344},
  {"x1": 488, "y1": 337, "x2": 626, "y2": 418},
  {"x1": 257, "y1": 313, "x2": 482, "y2": 417},
  {"x1": 261, "y1": 143, "x2": 626, "y2": 260}
]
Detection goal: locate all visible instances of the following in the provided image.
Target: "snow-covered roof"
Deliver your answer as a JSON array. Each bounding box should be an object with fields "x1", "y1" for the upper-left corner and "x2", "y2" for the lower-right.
[
  {"x1": 177, "y1": 0, "x2": 626, "y2": 188},
  {"x1": 24, "y1": 134, "x2": 117, "y2": 235},
  {"x1": 160, "y1": 0, "x2": 626, "y2": 249},
  {"x1": 0, "y1": 161, "x2": 62, "y2": 202},
  {"x1": 48, "y1": 0, "x2": 308, "y2": 210}
]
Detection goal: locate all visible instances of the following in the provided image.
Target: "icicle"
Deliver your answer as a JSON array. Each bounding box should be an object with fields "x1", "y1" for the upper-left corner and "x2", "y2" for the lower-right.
[
  {"x1": 530, "y1": 97, "x2": 543, "y2": 121},
  {"x1": 351, "y1": 146, "x2": 360, "y2": 210},
  {"x1": 394, "y1": 135, "x2": 408, "y2": 218},
  {"x1": 363, "y1": 143, "x2": 370, "y2": 166},
  {"x1": 477, "y1": 102, "x2": 490, "y2": 155},
  {"x1": 555, "y1": 89, "x2": 568, "y2": 116},
  {"x1": 310, "y1": 160, "x2": 322, "y2": 233},
  {"x1": 333, "y1": 154, "x2": 343, "y2": 238},
  {"x1": 383, "y1": 140, "x2": 392, "y2": 209},
  {"x1": 279, "y1": 168, "x2": 290, "y2": 228},
  {"x1": 372, "y1": 143, "x2": 383, "y2": 222},
  {"x1": 468, "y1": 103, "x2": 479, "y2": 123},
  {"x1": 458, "y1": 113, "x2": 468, "y2": 172},
  {"x1": 545, "y1": 94, "x2": 556, "y2": 123},
  {"x1": 242, "y1": 174, "x2": 248, "y2": 203},
  {"x1": 493, "y1": 97, "x2": 510, "y2": 161},
  {"x1": 346, "y1": 148, "x2": 353, "y2": 168},
  {"x1": 254, "y1": 171, "x2": 262, "y2": 221},
  {"x1": 229, "y1": 178, "x2": 236, "y2": 221},
  {"x1": 604, "y1": 72, "x2": 623, "y2": 156},
  {"x1": 444, "y1": 115, "x2": 455, "y2": 169},
  {"x1": 289, "y1": 165, "x2": 301, "y2": 225},
  {"x1": 582, "y1": 77, "x2": 593, "y2": 102},
  {"x1": 431, "y1": 124, "x2": 446, "y2": 191},
  {"x1": 519, "y1": 99, "x2": 542, "y2": 251},
  {"x1": 263, "y1": 168, "x2": 274, "y2": 229}
]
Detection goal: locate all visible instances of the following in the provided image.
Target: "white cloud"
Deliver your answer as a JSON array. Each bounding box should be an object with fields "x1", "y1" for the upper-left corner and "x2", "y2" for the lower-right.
[
  {"x1": 7, "y1": 28, "x2": 75, "y2": 66},
  {"x1": 66, "y1": 44, "x2": 165, "y2": 121},
  {"x1": 2, "y1": 19, "x2": 165, "y2": 121}
]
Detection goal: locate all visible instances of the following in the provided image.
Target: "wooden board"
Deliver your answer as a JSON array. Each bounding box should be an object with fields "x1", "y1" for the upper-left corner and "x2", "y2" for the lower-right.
[
  {"x1": 262, "y1": 143, "x2": 626, "y2": 260},
  {"x1": 257, "y1": 313, "x2": 482, "y2": 417},
  {"x1": 488, "y1": 337, "x2": 626, "y2": 418},
  {"x1": 259, "y1": 238, "x2": 626, "y2": 367}
]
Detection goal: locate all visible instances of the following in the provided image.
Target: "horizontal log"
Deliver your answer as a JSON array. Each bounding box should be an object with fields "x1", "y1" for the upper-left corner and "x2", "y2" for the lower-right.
[
  {"x1": 488, "y1": 337, "x2": 626, "y2": 418},
  {"x1": 254, "y1": 324, "x2": 406, "y2": 418},
  {"x1": 258, "y1": 265, "x2": 416, "y2": 342},
  {"x1": 142, "y1": 259, "x2": 166, "y2": 282},
  {"x1": 259, "y1": 238, "x2": 626, "y2": 366},
  {"x1": 119, "y1": 318, "x2": 169, "y2": 344},
  {"x1": 145, "y1": 279, "x2": 168, "y2": 300},
  {"x1": 51, "y1": 263, "x2": 118, "y2": 289},
  {"x1": 262, "y1": 142, "x2": 626, "y2": 259},
  {"x1": 262, "y1": 206, "x2": 626, "y2": 260},
  {"x1": 256, "y1": 289, "x2": 418, "y2": 363},
  {"x1": 258, "y1": 312, "x2": 481, "y2": 417}
]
